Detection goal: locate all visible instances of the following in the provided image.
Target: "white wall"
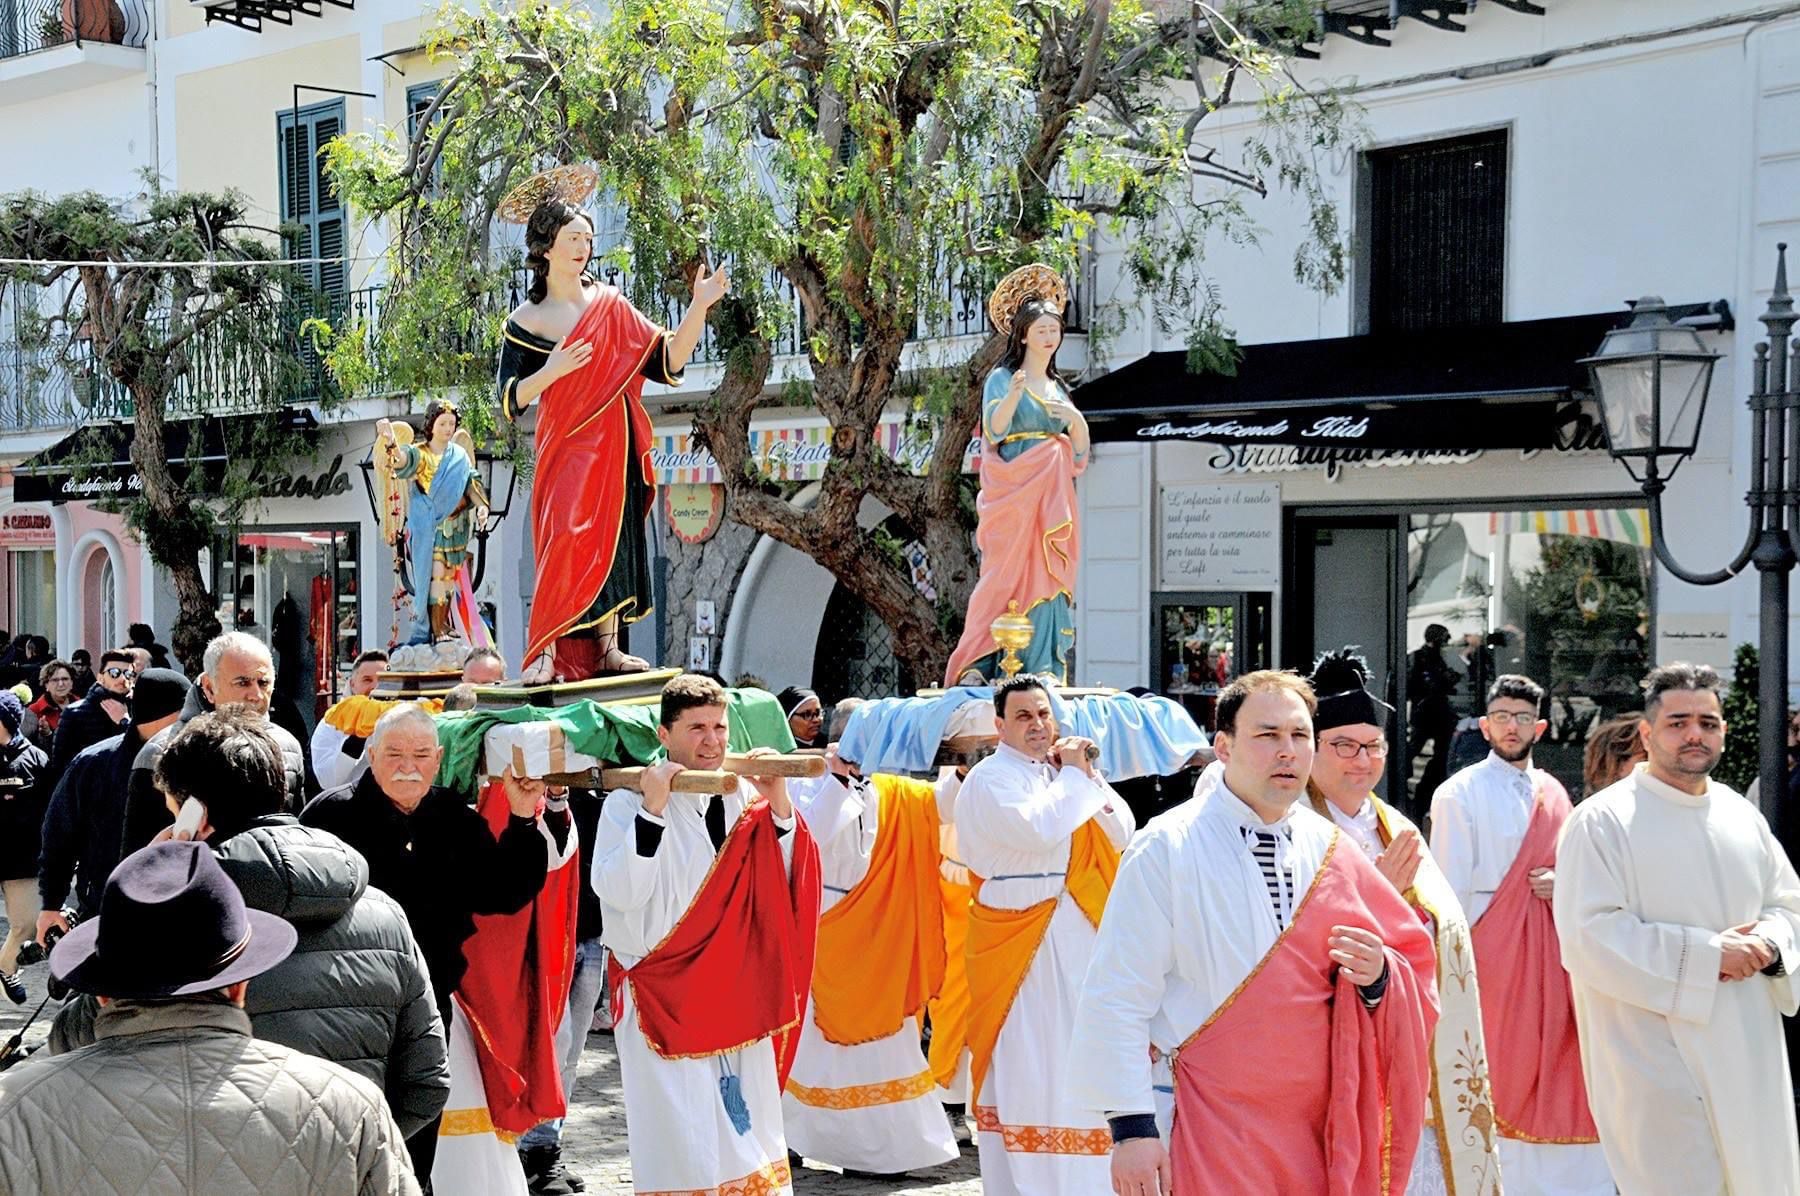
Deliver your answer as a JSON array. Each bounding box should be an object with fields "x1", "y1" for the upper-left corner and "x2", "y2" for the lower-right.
[
  {"x1": 0, "y1": 75, "x2": 151, "y2": 192},
  {"x1": 1073, "y1": 3, "x2": 1792, "y2": 692}
]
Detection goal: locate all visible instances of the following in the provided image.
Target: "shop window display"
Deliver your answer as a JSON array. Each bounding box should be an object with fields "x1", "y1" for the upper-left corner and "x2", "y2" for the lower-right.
[
  {"x1": 1404, "y1": 507, "x2": 1651, "y2": 803},
  {"x1": 212, "y1": 526, "x2": 360, "y2": 728}
]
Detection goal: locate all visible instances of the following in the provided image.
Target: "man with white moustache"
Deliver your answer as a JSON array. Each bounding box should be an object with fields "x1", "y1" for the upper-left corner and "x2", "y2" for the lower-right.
[{"x1": 303, "y1": 702, "x2": 557, "y2": 1191}]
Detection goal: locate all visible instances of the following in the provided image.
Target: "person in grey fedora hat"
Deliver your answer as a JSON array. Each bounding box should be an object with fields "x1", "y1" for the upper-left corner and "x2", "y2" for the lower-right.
[{"x1": 0, "y1": 840, "x2": 421, "y2": 1195}]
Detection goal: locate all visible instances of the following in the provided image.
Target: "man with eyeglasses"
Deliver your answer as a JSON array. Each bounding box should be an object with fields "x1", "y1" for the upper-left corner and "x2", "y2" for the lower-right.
[
  {"x1": 1305, "y1": 649, "x2": 1500, "y2": 1195},
  {"x1": 46, "y1": 649, "x2": 136, "y2": 783},
  {"x1": 1430, "y1": 674, "x2": 1611, "y2": 1194}
]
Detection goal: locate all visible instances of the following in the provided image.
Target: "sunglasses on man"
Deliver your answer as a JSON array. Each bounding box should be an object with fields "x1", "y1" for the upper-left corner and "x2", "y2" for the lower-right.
[{"x1": 102, "y1": 666, "x2": 140, "y2": 680}]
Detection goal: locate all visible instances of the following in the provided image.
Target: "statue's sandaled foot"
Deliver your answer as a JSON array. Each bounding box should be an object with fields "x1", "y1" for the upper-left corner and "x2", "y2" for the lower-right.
[
  {"x1": 521, "y1": 650, "x2": 557, "y2": 687},
  {"x1": 598, "y1": 642, "x2": 651, "y2": 674}
]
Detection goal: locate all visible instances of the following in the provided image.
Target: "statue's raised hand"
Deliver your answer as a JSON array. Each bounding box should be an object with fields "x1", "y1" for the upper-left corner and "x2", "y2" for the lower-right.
[{"x1": 693, "y1": 262, "x2": 730, "y2": 309}]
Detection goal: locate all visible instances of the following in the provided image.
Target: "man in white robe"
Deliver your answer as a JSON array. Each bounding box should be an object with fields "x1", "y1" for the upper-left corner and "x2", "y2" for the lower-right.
[
  {"x1": 954, "y1": 674, "x2": 1133, "y2": 1196},
  {"x1": 1555, "y1": 661, "x2": 1800, "y2": 1195},
  {"x1": 592, "y1": 674, "x2": 813, "y2": 1196},
  {"x1": 1430, "y1": 673, "x2": 1611, "y2": 1194},
  {"x1": 781, "y1": 747, "x2": 959, "y2": 1177},
  {"x1": 1069, "y1": 670, "x2": 1438, "y2": 1196}
]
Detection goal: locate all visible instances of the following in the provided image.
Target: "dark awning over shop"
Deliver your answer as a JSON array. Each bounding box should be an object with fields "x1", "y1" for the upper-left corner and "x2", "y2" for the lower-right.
[
  {"x1": 1075, "y1": 306, "x2": 1730, "y2": 451},
  {"x1": 13, "y1": 412, "x2": 321, "y2": 504}
]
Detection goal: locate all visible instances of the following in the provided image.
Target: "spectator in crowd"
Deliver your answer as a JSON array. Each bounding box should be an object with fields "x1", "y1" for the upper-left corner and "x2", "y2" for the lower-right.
[
  {"x1": 0, "y1": 691, "x2": 48, "y2": 1003},
  {"x1": 52, "y1": 710, "x2": 450, "y2": 1140},
  {"x1": 120, "y1": 632, "x2": 311, "y2": 852},
  {"x1": 1582, "y1": 714, "x2": 1648, "y2": 797},
  {"x1": 441, "y1": 683, "x2": 479, "y2": 712},
  {"x1": 1405, "y1": 623, "x2": 1460, "y2": 804},
  {"x1": 0, "y1": 840, "x2": 420, "y2": 1196},
  {"x1": 779, "y1": 686, "x2": 825, "y2": 749},
  {"x1": 302, "y1": 701, "x2": 555, "y2": 1184},
  {"x1": 47, "y1": 648, "x2": 135, "y2": 779},
  {"x1": 127, "y1": 622, "x2": 174, "y2": 671},
  {"x1": 36, "y1": 670, "x2": 190, "y2": 941},
  {"x1": 27, "y1": 660, "x2": 78, "y2": 754},
  {"x1": 462, "y1": 647, "x2": 507, "y2": 686},
  {"x1": 349, "y1": 649, "x2": 389, "y2": 697},
  {"x1": 67, "y1": 649, "x2": 95, "y2": 694},
  {"x1": 122, "y1": 646, "x2": 153, "y2": 680}
]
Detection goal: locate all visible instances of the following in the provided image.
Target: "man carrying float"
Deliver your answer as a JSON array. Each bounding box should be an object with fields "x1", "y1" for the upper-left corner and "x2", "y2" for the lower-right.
[{"x1": 593, "y1": 672, "x2": 821, "y2": 1195}]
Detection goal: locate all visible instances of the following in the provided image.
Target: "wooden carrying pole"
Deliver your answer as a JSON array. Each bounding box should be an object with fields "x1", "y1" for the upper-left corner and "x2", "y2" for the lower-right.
[{"x1": 546, "y1": 752, "x2": 827, "y2": 793}]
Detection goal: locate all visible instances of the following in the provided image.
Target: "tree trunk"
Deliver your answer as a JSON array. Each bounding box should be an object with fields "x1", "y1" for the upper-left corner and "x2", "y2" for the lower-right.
[{"x1": 125, "y1": 375, "x2": 219, "y2": 673}]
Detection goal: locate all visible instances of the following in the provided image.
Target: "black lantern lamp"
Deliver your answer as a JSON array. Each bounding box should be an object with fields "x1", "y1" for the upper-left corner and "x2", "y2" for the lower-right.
[
  {"x1": 1581, "y1": 296, "x2": 1721, "y2": 487},
  {"x1": 1585, "y1": 245, "x2": 1797, "y2": 823}
]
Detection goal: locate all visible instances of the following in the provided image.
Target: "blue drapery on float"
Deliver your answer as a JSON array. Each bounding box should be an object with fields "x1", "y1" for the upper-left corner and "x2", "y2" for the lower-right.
[{"x1": 838, "y1": 687, "x2": 1207, "y2": 780}]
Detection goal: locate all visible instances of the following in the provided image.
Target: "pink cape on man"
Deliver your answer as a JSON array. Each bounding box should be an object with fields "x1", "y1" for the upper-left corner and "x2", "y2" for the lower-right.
[
  {"x1": 943, "y1": 435, "x2": 1082, "y2": 685},
  {"x1": 1469, "y1": 777, "x2": 1600, "y2": 1144},
  {"x1": 1170, "y1": 835, "x2": 1439, "y2": 1196}
]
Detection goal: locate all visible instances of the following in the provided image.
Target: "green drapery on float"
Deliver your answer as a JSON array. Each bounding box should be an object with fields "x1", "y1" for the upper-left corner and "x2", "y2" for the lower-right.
[{"x1": 432, "y1": 688, "x2": 798, "y2": 795}]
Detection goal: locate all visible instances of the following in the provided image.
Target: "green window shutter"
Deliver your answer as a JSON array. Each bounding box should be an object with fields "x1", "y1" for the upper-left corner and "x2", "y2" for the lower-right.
[{"x1": 277, "y1": 100, "x2": 347, "y2": 296}]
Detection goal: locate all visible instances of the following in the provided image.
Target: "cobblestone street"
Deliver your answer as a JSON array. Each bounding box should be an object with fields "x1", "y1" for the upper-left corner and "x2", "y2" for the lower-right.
[{"x1": 0, "y1": 915, "x2": 981, "y2": 1194}]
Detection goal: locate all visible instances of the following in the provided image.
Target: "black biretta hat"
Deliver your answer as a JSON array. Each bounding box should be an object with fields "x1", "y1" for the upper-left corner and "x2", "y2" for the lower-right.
[{"x1": 1309, "y1": 647, "x2": 1395, "y2": 733}]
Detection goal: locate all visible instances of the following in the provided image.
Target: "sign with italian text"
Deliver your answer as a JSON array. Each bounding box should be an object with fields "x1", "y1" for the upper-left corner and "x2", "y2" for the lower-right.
[{"x1": 1160, "y1": 483, "x2": 1281, "y2": 589}]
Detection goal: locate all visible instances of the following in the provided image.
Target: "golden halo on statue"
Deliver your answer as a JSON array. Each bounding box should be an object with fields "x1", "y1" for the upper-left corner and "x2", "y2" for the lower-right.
[
  {"x1": 497, "y1": 164, "x2": 600, "y2": 225},
  {"x1": 987, "y1": 263, "x2": 1069, "y2": 336}
]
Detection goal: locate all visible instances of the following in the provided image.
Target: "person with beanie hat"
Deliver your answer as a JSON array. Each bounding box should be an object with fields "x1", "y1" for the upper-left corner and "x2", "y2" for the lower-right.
[
  {"x1": 35, "y1": 670, "x2": 190, "y2": 948},
  {"x1": 778, "y1": 686, "x2": 825, "y2": 749},
  {"x1": 0, "y1": 688, "x2": 48, "y2": 1002},
  {"x1": 1303, "y1": 646, "x2": 1501, "y2": 1195}
]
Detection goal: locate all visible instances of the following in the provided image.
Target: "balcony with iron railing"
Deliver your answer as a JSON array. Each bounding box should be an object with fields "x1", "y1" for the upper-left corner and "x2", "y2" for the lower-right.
[
  {"x1": 0, "y1": 0, "x2": 150, "y2": 105},
  {"x1": 0, "y1": 258, "x2": 1084, "y2": 434}
]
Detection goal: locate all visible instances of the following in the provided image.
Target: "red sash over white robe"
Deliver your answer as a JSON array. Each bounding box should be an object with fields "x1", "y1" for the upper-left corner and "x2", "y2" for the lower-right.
[
  {"x1": 608, "y1": 800, "x2": 821, "y2": 1086},
  {"x1": 1171, "y1": 833, "x2": 1439, "y2": 1195},
  {"x1": 457, "y1": 781, "x2": 582, "y2": 1134},
  {"x1": 1469, "y1": 777, "x2": 1600, "y2": 1144}
]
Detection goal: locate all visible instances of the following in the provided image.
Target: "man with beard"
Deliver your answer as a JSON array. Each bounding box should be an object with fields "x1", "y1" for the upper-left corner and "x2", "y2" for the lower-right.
[
  {"x1": 46, "y1": 648, "x2": 134, "y2": 779},
  {"x1": 1554, "y1": 663, "x2": 1800, "y2": 1194},
  {"x1": 1430, "y1": 674, "x2": 1610, "y2": 1194}
]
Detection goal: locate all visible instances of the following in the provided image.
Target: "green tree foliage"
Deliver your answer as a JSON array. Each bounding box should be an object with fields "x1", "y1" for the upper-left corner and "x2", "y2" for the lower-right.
[
  {"x1": 1717, "y1": 642, "x2": 1759, "y2": 794},
  {"x1": 0, "y1": 188, "x2": 333, "y2": 667},
  {"x1": 327, "y1": 0, "x2": 1353, "y2": 679}
]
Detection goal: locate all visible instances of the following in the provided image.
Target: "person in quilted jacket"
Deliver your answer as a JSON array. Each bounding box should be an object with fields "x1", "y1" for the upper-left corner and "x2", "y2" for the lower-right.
[
  {"x1": 0, "y1": 839, "x2": 421, "y2": 1195},
  {"x1": 51, "y1": 708, "x2": 450, "y2": 1138}
]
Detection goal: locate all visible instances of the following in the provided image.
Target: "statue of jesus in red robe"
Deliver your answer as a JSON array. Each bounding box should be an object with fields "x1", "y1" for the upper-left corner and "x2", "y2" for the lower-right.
[{"x1": 497, "y1": 183, "x2": 727, "y2": 684}]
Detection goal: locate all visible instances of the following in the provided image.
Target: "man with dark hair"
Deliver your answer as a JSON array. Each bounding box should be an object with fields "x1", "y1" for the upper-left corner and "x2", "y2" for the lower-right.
[
  {"x1": 1554, "y1": 662, "x2": 1800, "y2": 1194},
  {"x1": 35, "y1": 669, "x2": 189, "y2": 945},
  {"x1": 592, "y1": 672, "x2": 820, "y2": 1196},
  {"x1": 47, "y1": 647, "x2": 134, "y2": 779},
  {"x1": 0, "y1": 840, "x2": 419, "y2": 1195},
  {"x1": 1070, "y1": 669, "x2": 1437, "y2": 1196},
  {"x1": 311, "y1": 650, "x2": 395, "y2": 789},
  {"x1": 462, "y1": 647, "x2": 506, "y2": 686},
  {"x1": 954, "y1": 674, "x2": 1132, "y2": 1195},
  {"x1": 126, "y1": 622, "x2": 173, "y2": 670},
  {"x1": 52, "y1": 710, "x2": 449, "y2": 1142},
  {"x1": 1429, "y1": 674, "x2": 1608, "y2": 1192},
  {"x1": 349, "y1": 649, "x2": 390, "y2": 698}
]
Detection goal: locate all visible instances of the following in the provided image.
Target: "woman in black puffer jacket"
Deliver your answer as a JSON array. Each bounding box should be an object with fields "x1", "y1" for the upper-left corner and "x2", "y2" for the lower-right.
[{"x1": 52, "y1": 710, "x2": 449, "y2": 1138}]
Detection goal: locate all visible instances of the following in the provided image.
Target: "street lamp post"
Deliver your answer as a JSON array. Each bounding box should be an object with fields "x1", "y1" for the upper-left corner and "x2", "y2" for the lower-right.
[{"x1": 1582, "y1": 245, "x2": 1796, "y2": 823}]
